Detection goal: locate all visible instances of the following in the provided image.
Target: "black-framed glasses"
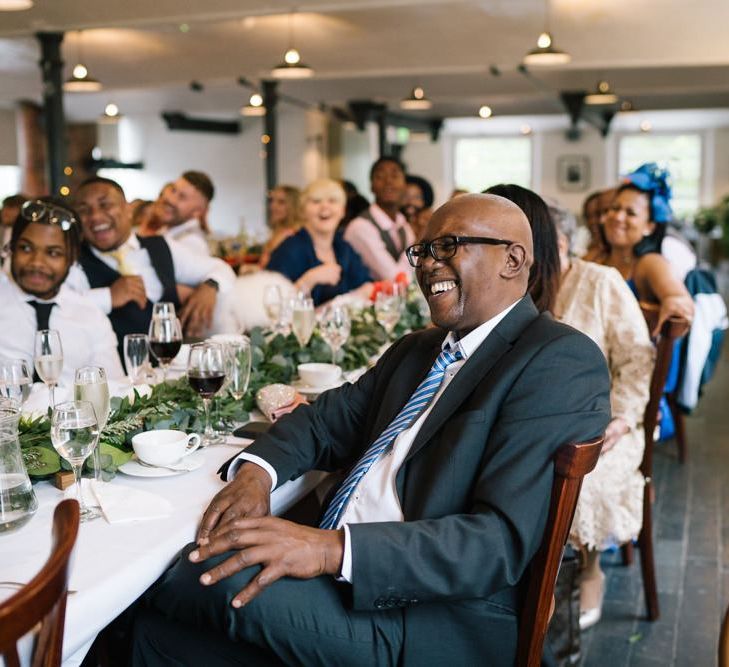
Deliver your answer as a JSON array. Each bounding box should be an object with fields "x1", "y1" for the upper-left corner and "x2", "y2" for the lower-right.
[
  {"x1": 406, "y1": 235, "x2": 513, "y2": 267},
  {"x1": 21, "y1": 200, "x2": 78, "y2": 232}
]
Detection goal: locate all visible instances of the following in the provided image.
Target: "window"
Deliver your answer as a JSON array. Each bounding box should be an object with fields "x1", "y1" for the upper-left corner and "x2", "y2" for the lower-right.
[
  {"x1": 0, "y1": 166, "x2": 20, "y2": 201},
  {"x1": 618, "y1": 133, "x2": 701, "y2": 218},
  {"x1": 453, "y1": 137, "x2": 531, "y2": 193}
]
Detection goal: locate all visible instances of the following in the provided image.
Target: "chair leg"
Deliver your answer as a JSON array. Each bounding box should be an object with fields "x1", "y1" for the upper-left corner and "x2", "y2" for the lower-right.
[
  {"x1": 621, "y1": 542, "x2": 634, "y2": 565},
  {"x1": 667, "y1": 393, "x2": 687, "y2": 463},
  {"x1": 638, "y1": 482, "x2": 660, "y2": 621}
]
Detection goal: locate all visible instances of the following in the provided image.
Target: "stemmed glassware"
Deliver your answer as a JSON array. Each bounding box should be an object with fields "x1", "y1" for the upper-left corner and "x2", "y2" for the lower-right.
[
  {"x1": 149, "y1": 314, "x2": 183, "y2": 383},
  {"x1": 375, "y1": 292, "x2": 401, "y2": 335},
  {"x1": 73, "y1": 366, "x2": 110, "y2": 480},
  {"x1": 292, "y1": 296, "x2": 316, "y2": 348},
  {"x1": 319, "y1": 305, "x2": 351, "y2": 365},
  {"x1": 34, "y1": 329, "x2": 63, "y2": 408},
  {"x1": 187, "y1": 343, "x2": 226, "y2": 446},
  {"x1": 263, "y1": 285, "x2": 282, "y2": 331},
  {"x1": 225, "y1": 338, "x2": 252, "y2": 401},
  {"x1": 0, "y1": 358, "x2": 33, "y2": 408},
  {"x1": 152, "y1": 302, "x2": 176, "y2": 319},
  {"x1": 50, "y1": 400, "x2": 101, "y2": 522},
  {"x1": 124, "y1": 334, "x2": 151, "y2": 385}
]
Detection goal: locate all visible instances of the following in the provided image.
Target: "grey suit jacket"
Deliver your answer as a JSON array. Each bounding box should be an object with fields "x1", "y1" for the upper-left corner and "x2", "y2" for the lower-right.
[{"x1": 246, "y1": 295, "x2": 611, "y2": 665}]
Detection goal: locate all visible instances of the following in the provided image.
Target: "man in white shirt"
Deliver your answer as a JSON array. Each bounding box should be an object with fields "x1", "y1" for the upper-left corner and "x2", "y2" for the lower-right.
[
  {"x1": 0, "y1": 198, "x2": 124, "y2": 389},
  {"x1": 344, "y1": 157, "x2": 415, "y2": 281},
  {"x1": 132, "y1": 195, "x2": 611, "y2": 666},
  {"x1": 67, "y1": 177, "x2": 235, "y2": 347}
]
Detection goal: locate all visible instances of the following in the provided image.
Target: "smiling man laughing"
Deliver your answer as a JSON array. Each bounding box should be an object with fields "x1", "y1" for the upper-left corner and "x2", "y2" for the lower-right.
[{"x1": 132, "y1": 194, "x2": 611, "y2": 667}]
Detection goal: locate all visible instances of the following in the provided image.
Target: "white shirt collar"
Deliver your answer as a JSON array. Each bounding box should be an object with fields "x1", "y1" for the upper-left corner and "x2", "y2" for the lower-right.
[
  {"x1": 442, "y1": 297, "x2": 522, "y2": 359},
  {"x1": 89, "y1": 232, "x2": 139, "y2": 261}
]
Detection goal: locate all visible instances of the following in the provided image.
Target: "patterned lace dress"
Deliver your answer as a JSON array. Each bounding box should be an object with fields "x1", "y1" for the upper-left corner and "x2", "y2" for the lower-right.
[{"x1": 555, "y1": 259, "x2": 655, "y2": 549}]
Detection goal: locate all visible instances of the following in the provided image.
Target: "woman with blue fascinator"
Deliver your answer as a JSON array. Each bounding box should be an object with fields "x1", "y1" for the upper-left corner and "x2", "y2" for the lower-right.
[{"x1": 599, "y1": 163, "x2": 694, "y2": 335}]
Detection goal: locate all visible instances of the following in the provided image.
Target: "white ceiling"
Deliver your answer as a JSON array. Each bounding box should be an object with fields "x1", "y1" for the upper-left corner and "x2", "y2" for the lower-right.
[{"x1": 1, "y1": 0, "x2": 729, "y2": 121}]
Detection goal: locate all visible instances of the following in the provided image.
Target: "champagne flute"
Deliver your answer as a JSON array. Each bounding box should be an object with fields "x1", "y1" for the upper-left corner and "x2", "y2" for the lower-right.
[
  {"x1": 225, "y1": 338, "x2": 252, "y2": 401},
  {"x1": 0, "y1": 358, "x2": 33, "y2": 408},
  {"x1": 292, "y1": 297, "x2": 316, "y2": 348},
  {"x1": 375, "y1": 292, "x2": 401, "y2": 336},
  {"x1": 262, "y1": 285, "x2": 282, "y2": 331},
  {"x1": 50, "y1": 400, "x2": 101, "y2": 522},
  {"x1": 320, "y1": 305, "x2": 351, "y2": 365},
  {"x1": 124, "y1": 334, "x2": 150, "y2": 385},
  {"x1": 149, "y1": 314, "x2": 183, "y2": 383},
  {"x1": 73, "y1": 366, "x2": 110, "y2": 481},
  {"x1": 34, "y1": 329, "x2": 63, "y2": 408},
  {"x1": 187, "y1": 343, "x2": 226, "y2": 446}
]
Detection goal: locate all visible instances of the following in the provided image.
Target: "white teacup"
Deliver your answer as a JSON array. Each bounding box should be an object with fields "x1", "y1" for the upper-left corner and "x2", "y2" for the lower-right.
[
  {"x1": 297, "y1": 363, "x2": 341, "y2": 388},
  {"x1": 132, "y1": 429, "x2": 201, "y2": 467}
]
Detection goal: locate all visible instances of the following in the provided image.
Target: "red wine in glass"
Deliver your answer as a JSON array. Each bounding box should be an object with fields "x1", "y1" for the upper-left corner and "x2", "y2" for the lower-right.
[
  {"x1": 188, "y1": 371, "x2": 226, "y2": 398},
  {"x1": 149, "y1": 339, "x2": 182, "y2": 366}
]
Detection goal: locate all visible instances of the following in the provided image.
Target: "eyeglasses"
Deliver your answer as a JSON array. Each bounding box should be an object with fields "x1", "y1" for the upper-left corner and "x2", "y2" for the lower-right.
[
  {"x1": 406, "y1": 235, "x2": 513, "y2": 267},
  {"x1": 21, "y1": 200, "x2": 78, "y2": 232}
]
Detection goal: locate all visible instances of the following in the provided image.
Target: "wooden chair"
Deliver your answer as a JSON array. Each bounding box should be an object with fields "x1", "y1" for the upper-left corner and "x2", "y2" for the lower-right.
[
  {"x1": 517, "y1": 436, "x2": 604, "y2": 667},
  {"x1": 621, "y1": 304, "x2": 690, "y2": 621},
  {"x1": 719, "y1": 602, "x2": 729, "y2": 667},
  {"x1": 0, "y1": 499, "x2": 80, "y2": 667}
]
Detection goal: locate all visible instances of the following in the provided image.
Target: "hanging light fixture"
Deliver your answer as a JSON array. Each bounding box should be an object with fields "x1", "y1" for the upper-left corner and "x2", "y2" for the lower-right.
[
  {"x1": 523, "y1": 0, "x2": 570, "y2": 66},
  {"x1": 400, "y1": 86, "x2": 432, "y2": 111},
  {"x1": 271, "y1": 12, "x2": 314, "y2": 79},
  {"x1": 63, "y1": 31, "x2": 102, "y2": 92},
  {"x1": 241, "y1": 92, "x2": 266, "y2": 116},
  {"x1": 478, "y1": 105, "x2": 493, "y2": 119},
  {"x1": 0, "y1": 0, "x2": 33, "y2": 10},
  {"x1": 584, "y1": 80, "x2": 619, "y2": 105}
]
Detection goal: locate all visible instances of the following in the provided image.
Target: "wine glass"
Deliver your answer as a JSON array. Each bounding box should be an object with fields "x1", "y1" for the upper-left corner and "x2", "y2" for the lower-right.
[
  {"x1": 124, "y1": 334, "x2": 150, "y2": 385},
  {"x1": 292, "y1": 296, "x2": 316, "y2": 348},
  {"x1": 0, "y1": 358, "x2": 33, "y2": 408},
  {"x1": 73, "y1": 366, "x2": 110, "y2": 481},
  {"x1": 225, "y1": 338, "x2": 252, "y2": 401},
  {"x1": 375, "y1": 292, "x2": 401, "y2": 336},
  {"x1": 50, "y1": 400, "x2": 101, "y2": 522},
  {"x1": 320, "y1": 305, "x2": 351, "y2": 365},
  {"x1": 262, "y1": 285, "x2": 282, "y2": 331},
  {"x1": 34, "y1": 329, "x2": 63, "y2": 408},
  {"x1": 152, "y1": 302, "x2": 176, "y2": 319},
  {"x1": 187, "y1": 343, "x2": 226, "y2": 446},
  {"x1": 149, "y1": 314, "x2": 183, "y2": 383}
]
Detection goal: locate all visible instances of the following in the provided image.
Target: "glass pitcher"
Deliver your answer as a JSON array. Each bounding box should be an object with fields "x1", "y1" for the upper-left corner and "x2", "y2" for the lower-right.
[{"x1": 0, "y1": 403, "x2": 38, "y2": 533}]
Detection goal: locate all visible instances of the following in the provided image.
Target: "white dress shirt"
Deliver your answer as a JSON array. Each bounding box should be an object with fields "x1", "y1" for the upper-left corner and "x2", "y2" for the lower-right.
[
  {"x1": 65, "y1": 233, "x2": 234, "y2": 314},
  {"x1": 164, "y1": 219, "x2": 212, "y2": 257},
  {"x1": 230, "y1": 298, "x2": 521, "y2": 581},
  {"x1": 0, "y1": 278, "x2": 125, "y2": 388}
]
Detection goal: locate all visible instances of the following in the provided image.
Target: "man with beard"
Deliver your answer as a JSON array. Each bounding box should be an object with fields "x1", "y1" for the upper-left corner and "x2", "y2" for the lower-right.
[
  {"x1": 147, "y1": 172, "x2": 214, "y2": 256},
  {"x1": 0, "y1": 198, "x2": 124, "y2": 388},
  {"x1": 132, "y1": 194, "x2": 610, "y2": 666}
]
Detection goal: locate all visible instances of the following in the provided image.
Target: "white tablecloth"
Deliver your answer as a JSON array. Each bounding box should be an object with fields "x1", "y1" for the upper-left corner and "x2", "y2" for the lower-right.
[{"x1": 1, "y1": 438, "x2": 326, "y2": 666}]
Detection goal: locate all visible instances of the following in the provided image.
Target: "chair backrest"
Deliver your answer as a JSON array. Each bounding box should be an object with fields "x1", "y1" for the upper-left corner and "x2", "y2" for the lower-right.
[
  {"x1": 517, "y1": 436, "x2": 604, "y2": 667},
  {"x1": 719, "y1": 603, "x2": 729, "y2": 667},
  {"x1": 0, "y1": 499, "x2": 80, "y2": 667},
  {"x1": 639, "y1": 303, "x2": 690, "y2": 479}
]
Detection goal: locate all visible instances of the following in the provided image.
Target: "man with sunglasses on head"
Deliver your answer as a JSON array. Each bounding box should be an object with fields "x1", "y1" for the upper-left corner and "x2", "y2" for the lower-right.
[
  {"x1": 0, "y1": 198, "x2": 124, "y2": 389},
  {"x1": 66, "y1": 177, "x2": 235, "y2": 350},
  {"x1": 133, "y1": 194, "x2": 610, "y2": 666}
]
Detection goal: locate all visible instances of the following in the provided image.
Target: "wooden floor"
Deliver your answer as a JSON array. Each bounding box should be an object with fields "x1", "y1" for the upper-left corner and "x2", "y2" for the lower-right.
[{"x1": 582, "y1": 293, "x2": 729, "y2": 665}]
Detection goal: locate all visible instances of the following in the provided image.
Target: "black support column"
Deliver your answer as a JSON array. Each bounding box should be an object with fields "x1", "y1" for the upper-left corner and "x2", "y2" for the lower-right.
[
  {"x1": 261, "y1": 79, "x2": 279, "y2": 197},
  {"x1": 36, "y1": 32, "x2": 66, "y2": 196}
]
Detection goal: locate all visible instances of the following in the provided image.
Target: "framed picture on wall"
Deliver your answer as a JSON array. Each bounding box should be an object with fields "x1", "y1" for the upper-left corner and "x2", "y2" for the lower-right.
[{"x1": 557, "y1": 155, "x2": 591, "y2": 192}]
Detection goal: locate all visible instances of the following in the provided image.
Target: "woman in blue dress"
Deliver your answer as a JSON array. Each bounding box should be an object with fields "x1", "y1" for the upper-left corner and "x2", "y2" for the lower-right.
[{"x1": 266, "y1": 179, "x2": 372, "y2": 307}]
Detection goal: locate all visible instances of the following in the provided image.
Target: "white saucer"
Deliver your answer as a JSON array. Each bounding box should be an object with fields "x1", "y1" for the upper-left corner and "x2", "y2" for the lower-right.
[
  {"x1": 292, "y1": 377, "x2": 346, "y2": 397},
  {"x1": 118, "y1": 450, "x2": 205, "y2": 478}
]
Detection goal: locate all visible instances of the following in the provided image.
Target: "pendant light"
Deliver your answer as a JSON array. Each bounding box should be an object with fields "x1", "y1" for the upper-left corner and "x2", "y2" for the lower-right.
[
  {"x1": 400, "y1": 86, "x2": 432, "y2": 111},
  {"x1": 64, "y1": 31, "x2": 102, "y2": 92},
  {"x1": 523, "y1": 0, "x2": 570, "y2": 66},
  {"x1": 241, "y1": 92, "x2": 266, "y2": 116},
  {"x1": 584, "y1": 80, "x2": 619, "y2": 105},
  {"x1": 0, "y1": 0, "x2": 33, "y2": 10},
  {"x1": 271, "y1": 12, "x2": 314, "y2": 79}
]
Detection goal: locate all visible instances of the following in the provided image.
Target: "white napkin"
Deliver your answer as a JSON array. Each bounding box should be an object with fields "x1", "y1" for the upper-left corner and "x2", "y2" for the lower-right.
[{"x1": 64, "y1": 479, "x2": 174, "y2": 524}]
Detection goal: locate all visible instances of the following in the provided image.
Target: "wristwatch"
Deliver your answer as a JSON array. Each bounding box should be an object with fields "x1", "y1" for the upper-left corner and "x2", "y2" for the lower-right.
[{"x1": 203, "y1": 278, "x2": 219, "y2": 291}]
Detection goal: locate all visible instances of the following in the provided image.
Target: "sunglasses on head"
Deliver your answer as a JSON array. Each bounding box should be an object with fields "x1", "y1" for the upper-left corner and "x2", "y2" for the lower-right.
[{"x1": 21, "y1": 200, "x2": 78, "y2": 232}]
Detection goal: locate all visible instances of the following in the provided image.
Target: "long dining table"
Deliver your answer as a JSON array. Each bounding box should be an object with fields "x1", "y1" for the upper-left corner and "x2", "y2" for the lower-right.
[{"x1": 1, "y1": 436, "x2": 327, "y2": 666}]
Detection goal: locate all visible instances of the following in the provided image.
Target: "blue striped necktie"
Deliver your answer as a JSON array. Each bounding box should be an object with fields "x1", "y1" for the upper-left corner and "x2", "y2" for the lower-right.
[{"x1": 319, "y1": 345, "x2": 463, "y2": 530}]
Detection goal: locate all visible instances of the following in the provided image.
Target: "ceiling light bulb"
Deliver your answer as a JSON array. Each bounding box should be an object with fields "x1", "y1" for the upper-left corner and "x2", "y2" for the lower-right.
[
  {"x1": 598, "y1": 80, "x2": 610, "y2": 93},
  {"x1": 0, "y1": 0, "x2": 33, "y2": 10},
  {"x1": 640, "y1": 120, "x2": 652, "y2": 132},
  {"x1": 284, "y1": 48, "x2": 301, "y2": 65},
  {"x1": 249, "y1": 93, "x2": 263, "y2": 107},
  {"x1": 104, "y1": 103, "x2": 119, "y2": 117},
  {"x1": 72, "y1": 63, "x2": 88, "y2": 79},
  {"x1": 413, "y1": 87, "x2": 425, "y2": 100},
  {"x1": 537, "y1": 32, "x2": 552, "y2": 48},
  {"x1": 520, "y1": 124, "x2": 532, "y2": 135},
  {"x1": 479, "y1": 105, "x2": 492, "y2": 119}
]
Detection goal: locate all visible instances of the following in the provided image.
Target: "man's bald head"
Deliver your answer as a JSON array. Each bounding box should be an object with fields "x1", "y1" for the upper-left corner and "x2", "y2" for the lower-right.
[{"x1": 415, "y1": 193, "x2": 534, "y2": 335}]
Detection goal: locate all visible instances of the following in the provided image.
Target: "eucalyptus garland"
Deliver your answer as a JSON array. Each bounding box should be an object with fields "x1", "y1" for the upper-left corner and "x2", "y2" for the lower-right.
[{"x1": 19, "y1": 297, "x2": 429, "y2": 480}]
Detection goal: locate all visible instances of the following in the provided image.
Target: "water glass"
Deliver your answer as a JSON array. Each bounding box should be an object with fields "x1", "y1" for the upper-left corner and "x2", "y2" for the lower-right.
[
  {"x1": 320, "y1": 305, "x2": 351, "y2": 365},
  {"x1": 124, "y1": 334, "x2": 150, "y2": 384},
  {"x1": 34, "y1": 329, "x2": 63, "y2": 408},
  {"x1": 0, "y1": 358, "x2": 33, "y2": 408}
]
